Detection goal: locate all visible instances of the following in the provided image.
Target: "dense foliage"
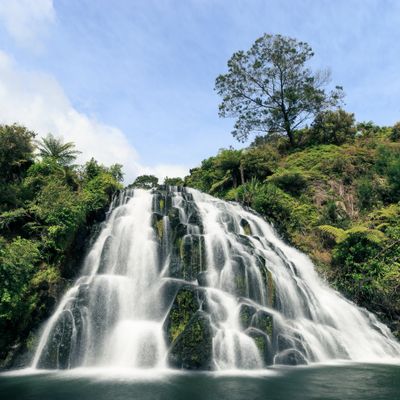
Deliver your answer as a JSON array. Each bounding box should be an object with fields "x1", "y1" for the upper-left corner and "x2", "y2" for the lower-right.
[
  {"x1": 0, "y1": 125, "x2": 123, "y2": 365},
  {"x1": 185, "y1": 119, "x2": 400, "y2": 337}
]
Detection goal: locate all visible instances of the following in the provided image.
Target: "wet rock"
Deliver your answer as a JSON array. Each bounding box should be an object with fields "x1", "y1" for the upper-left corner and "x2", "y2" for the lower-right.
[
  {"x1": 274, "y1": 349, "x2": 307, "y2": 366},
  {"x1": 252, "y1": 310, "x2": 274, "y2": 337},
  {"x1": 246, "y1": 327, "x2": 273, "y2": 365},
  {"x1": 238, "y1": 303, "x2": 257, "y2": 329},
  {"x1": 197, "y1": 271, "x2": 209, "y2": 287},
  {"x1": 231, "y1": 255, "x2": 247, "y2": 297},
  {"x1": 37, "y1": 310, "x2": 74, "y2": 369},
  {"x1": 260, "y1": 266, "x2": 276, "y2": 308},
  {"x1": 163, "y1": 285, "x2": 206, "y2": 345},
  {"x1": 180, "y1": 234, "x2": 205, "y2": 281},
  {"x1": 98, "y1": 235, "x2": 114, "y2": 273},
  {"x1": 240, "y1": 218, "x2": 252, "y2": 235},
  {"x1": 168, "y1": 311, "x2": 213, "y2": 370}
]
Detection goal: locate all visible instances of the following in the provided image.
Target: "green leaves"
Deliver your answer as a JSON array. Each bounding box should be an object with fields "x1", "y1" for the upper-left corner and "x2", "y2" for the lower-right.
[
  {"x1": 37, "y1": 134, "x2": 81, "y2": 166},
  {"x1": 0, "y1": 238, "x2": 40, "y2": 320}
]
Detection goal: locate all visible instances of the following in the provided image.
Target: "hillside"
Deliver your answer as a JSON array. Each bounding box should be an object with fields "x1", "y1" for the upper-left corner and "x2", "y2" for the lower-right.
[{"x1": 185, "y1": 119, "x2": 400, "y2": 338}]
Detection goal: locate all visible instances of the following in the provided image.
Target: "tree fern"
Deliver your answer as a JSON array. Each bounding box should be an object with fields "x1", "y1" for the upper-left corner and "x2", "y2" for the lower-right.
[{"x1": 37, "y1": 134, "x2": 81, "y2": 166}]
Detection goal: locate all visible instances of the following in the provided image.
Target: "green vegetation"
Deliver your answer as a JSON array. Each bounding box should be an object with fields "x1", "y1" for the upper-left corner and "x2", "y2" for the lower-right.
[
  {"x1": 128, "y1": 174, "x2": 158, "y2": 189},
  {"x1": 215, "y1": 34, "x2": 343, "y2": 146},
  {"x1": 0, "y1": 124, "x2": 123, "y2": 364},
  {"x1": 185, "y1": 119, "x2": 400, "y2": 337}
]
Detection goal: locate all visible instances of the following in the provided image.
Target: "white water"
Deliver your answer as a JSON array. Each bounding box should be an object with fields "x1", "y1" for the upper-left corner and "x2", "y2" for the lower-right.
[{"x1": 32, "y1": 187, "x2": 400, "y2": 371}]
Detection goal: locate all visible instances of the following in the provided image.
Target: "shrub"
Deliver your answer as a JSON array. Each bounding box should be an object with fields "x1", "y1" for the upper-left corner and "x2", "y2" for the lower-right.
[
  {"x1": 390, "y1": 121, "x2": 400, "y2": 141},
  {"x1": 268, "y1": 169, "x2": 308, "y2": 196},
  {"x1": 310, "y1": 109, "x2": 356, "y2": 145}
]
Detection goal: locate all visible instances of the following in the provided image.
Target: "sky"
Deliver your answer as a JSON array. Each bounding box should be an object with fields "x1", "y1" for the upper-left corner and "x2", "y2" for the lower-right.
[{"x1": 0, "y1": 0, "x2": 399, "y2": 183}]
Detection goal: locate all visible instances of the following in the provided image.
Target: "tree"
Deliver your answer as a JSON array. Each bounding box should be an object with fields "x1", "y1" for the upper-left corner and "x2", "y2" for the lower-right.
[
  {"x1": 130, "y1": 175, "x2": 159, "y2": 189},
  {"x1": 38, "y1": 134, "x2": 81, "y2": 166},
  {"x1": 164, "y1": 177, "x2": 184, "y2": 186},
  {"x1": 0, "y1": 124, "x2": 36, "y2": 184},
  {"x1": 215, "y1": 34, "x2": 343, "y2": 146},
  {"x1": 310, "y1": 109, "x2": 356, "y2": 145}
]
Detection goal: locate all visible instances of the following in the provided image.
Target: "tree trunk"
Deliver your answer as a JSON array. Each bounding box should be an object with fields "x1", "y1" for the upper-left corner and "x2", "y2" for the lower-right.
[{"x1": 239, "y1": 163, "x2": 245, "y2": 185}]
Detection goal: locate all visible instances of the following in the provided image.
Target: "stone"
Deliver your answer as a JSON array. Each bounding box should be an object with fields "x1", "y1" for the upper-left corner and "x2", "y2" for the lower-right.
[
  {"x1": 238, "y1": 303, "x2": 257, "y2": 329},
  {"x1": 163, "y1": 285, "x2": 205, "y2": 345},
  {"x1": 168, "y1": 311, "x2": 213, "y2": 370},
  {"x1": 252, "y1": 310, "x2": 274, "y2": 337},
  {"x1": 274, "y1": 349, "x2": 307, "y2": 366},
  {"x1": 246, "y1": 327, "x2": 273, "y2": 365}
]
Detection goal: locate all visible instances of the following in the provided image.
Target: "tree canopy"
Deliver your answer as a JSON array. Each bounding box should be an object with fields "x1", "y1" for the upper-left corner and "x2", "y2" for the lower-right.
[
  {"x1": 215, "y1": 34, "x2": 344, "y2": 146},
  {"x1": 38, "y1": 134, "x2": 81, "y2": 166},
  {"x1": 129, "y1": 174, "x2": 159, "y2": 189}
]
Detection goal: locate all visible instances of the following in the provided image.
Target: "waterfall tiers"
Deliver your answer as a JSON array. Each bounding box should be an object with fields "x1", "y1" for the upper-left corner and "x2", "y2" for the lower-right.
[{"x1": 32, "y1": 187, "x2": 400, "y2": 371}]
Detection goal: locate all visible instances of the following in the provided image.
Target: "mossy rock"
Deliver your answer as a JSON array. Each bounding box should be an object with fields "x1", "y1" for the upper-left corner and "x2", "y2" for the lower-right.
[
  {"x1": 252, "y1": 310, "x2": 273, "y2": 337},
  {"x1": 163, "y1": 285, "x2": 205, "y2": 345},
  {"x1": 240, "y1": 218, "x2": 252, "y2": 235},
  {"x1": 151, "y1": 212, "x2": 164, "y2": 239},
  {"x1": 179, "y1": 234, "x2": 205, "y2": 281},
  {"x1": 168, "y1": 310, "x2": 213, "y2": 370},
  {"x1": 168, "y1": 207, "x2": 181, "y2": 230},
  {"x1": 238, "y1": 303, "x2": 257, "y2": 329},
  {"x1": 246, "y1": 327, "x2": 273, "y2": 365},
  {"x1": 260, "y1": 265, "x2": 276, "y2": 307},
  {"x1": 231, "y1": 255, "x2": 248, "y2": 297}
]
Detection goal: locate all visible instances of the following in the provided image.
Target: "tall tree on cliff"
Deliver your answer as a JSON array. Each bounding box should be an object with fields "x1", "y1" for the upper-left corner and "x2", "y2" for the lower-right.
[{"x1": 215, "y1": 34, "x2": 344, "y2": 147}]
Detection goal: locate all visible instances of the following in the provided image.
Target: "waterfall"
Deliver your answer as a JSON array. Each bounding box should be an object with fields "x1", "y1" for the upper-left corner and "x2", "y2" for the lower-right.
[{"x1": 32, "y1": 187, "x2": 400, "y2": 371}]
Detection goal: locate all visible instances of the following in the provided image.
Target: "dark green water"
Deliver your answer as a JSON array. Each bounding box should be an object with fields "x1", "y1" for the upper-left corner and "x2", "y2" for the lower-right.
[{"x1": 0, "y1": 364, "x2": 399, "y2": 400}]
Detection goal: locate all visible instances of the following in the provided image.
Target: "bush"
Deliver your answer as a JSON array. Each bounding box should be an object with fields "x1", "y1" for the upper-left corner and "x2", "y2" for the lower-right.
[
  {"x1": 390, "y1": 121, "x2": 400, "y2": 141},
  {"x1": 0, "y1": 238, "x2": 40, "y2": 321},
  {"x1": 268, "y1": 169, "x2": 308, "y2": 196},
  {"x1": 310, "y1": 109, "x2": 356, "y2": 145}
]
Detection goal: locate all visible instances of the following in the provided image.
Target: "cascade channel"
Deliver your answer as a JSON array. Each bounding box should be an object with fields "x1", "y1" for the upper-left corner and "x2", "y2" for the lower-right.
[{"x1": 32, "y1": 187, "x2": 400, "y2": 371}]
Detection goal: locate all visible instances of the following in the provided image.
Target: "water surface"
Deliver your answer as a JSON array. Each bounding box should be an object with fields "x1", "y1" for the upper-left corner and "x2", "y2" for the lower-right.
[{"x1": 1, "y1": 363, "x2": 399, "y2": 400}]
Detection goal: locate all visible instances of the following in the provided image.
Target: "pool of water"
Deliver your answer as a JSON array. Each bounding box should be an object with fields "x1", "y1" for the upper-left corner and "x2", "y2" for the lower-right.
[{"x1": 0, "y1": 363, "x2": 399, "y2": 400}]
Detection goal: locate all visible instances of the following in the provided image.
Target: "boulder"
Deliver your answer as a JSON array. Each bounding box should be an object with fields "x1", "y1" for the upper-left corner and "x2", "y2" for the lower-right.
[
  {"x1": 274, "y1": 349, "x2": 307, "y2": 366},
  {"x1": 238, "y1": 303, "x2": 257, "y2": 329},
  {"x1": 246, "y1": 327, "x2": 273, "y2": 365},
  {"x1": 163, "y1": 285, "x2": 206, "y2": 345},
  {"x1": 168, "y1": 311, "x2": 213, "y2": 370}
]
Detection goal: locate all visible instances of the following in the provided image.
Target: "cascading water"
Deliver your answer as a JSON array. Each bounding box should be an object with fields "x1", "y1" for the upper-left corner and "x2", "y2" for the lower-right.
[{"x1": 32, "y1": 187, "x2": 400, "y2": 371}]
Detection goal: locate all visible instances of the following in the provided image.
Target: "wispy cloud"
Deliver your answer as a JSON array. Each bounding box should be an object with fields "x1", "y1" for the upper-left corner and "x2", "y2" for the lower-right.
[{"x1": 0, "y1": 0, "x2": 55, "y2": 51}]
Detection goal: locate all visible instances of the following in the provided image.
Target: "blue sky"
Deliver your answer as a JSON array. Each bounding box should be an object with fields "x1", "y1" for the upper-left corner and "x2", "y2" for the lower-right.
[{"x1": 0, "y1": 0, "x2": 399, "y2": 182}]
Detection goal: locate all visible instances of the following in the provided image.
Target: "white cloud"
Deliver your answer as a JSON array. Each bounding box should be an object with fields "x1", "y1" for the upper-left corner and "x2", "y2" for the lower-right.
[
  {"x1": 0, "y1": 51, "x2": 188, "y2": 182},
  {"x1": 0, "y1": 0, "x2": 55, "y2": 50}
]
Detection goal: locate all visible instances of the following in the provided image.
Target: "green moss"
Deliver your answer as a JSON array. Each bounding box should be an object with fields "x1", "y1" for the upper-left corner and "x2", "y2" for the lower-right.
[
  {"x1": 168, "y1": 311, "x2": 213, "y2": 370},
  {"x1": 254, "y1": 311, "x2": 273, "y2": 337},
  {"x1": 156, "y1": 218, "x2": 164, "y2": 239},
  {"x1": 159, "y1": 198, "x2": 165, "y2": 213},
  {"x1": 166, "y1": 287, "x2": 199, "y2": 344},
  {"x1": 239, "y1": 304, "x2": 256, "y2": 329},
  {"x1": 254, "y1": 335, "x2": 266, "y2": 353}
]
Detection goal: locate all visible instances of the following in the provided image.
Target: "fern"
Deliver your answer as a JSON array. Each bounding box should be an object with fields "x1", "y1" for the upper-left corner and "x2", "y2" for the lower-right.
[
  {"x1": 318, "y1": 225, "x2": 346, "y2": 242},
  {"x1": 318, "y1": 224, "x2": 386, "y2": 244}
]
